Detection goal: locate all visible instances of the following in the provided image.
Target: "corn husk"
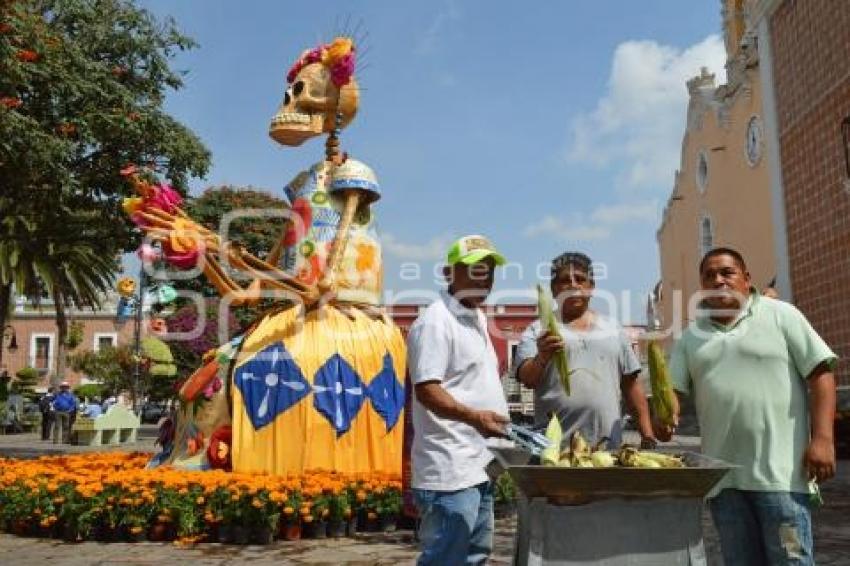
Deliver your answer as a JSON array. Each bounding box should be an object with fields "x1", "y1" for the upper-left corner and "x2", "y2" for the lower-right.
[
  {"x1": 648, "y1": 340, "x2": 676, "y2": 427},
  {"x1": 537, "y1": 284, "x2": 570, "y2": 396},
  {"x1": 540, "y1": 413, "x2": 562, "y2": 466}
]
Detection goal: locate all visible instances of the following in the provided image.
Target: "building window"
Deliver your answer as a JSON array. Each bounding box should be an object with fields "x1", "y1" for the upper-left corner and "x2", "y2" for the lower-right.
[
  {"x1": 745, "y1": 115, "x2": 764, "y2": 166},
  {"x1": 696, "y1": 150, "x2": 709, "y2": 193},
  {"x1": 94, "y1": 333, "x2": 118, "y2": 352},
  {"x1": 507, "y1": 341, "x2": 519, "y2": 373},
  {"x1": 700, "y1": 215, "x2": 714, "y2": 257},
  {"x1": 29, "y1": 333, "x2": 54, "y2": 375}
]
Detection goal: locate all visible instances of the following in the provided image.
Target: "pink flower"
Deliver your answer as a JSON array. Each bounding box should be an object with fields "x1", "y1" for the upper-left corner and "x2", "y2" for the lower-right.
[
  {"x1": 330, "y1": 53, "x2": 355, "y2": 87},
  {"x1": 137, "y1": 243, "x2": 161, "y2": 263},
  {"x1": 145, "y1": 182, "x2": 183, "y2": 213},
  {"x1": 162, "y1": 246, "x2": 200, "y2": 270}
]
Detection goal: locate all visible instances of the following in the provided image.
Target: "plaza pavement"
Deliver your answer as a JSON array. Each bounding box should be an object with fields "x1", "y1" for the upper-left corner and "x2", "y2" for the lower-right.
[{"x1": 0, "y1": 429, "x2": 846, "y2": 564}]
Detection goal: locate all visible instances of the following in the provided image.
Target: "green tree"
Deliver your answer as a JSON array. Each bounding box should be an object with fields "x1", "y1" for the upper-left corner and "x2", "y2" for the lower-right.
[
  {"x1": 157, "y1": 186, "x2": 288, "y2": 374},
  {"x1": 70, "y1": 338, "x2": 177, "y2": 403},
  {"x1": 180, "y1": 185, "x2": 289, "y2": 300},
  {"x1": 0, "y1": 0, "x2": 211, "y2": 381},
  {"x1": 140, "y1": 336, "x2": 176, "y2": 401},
  {"x1": 0, "y1": 227, "x2": 116, "y2": 383},
  {"x1": 69, "y1": 346, "x2": 132, "y2": 397},
  {"x1": 12, "y1": 366, "x2": 39, "y2": 398}
]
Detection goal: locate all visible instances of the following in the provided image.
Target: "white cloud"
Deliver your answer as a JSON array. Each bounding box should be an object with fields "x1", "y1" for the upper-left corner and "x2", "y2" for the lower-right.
[
  {"x1": 590, "y1": 201, "x2": 658, "y2": 224},
  {"x1": 566, "y1": 35, "x2": 727, "y2": 190},
  {"x1": 524, "y1": 216, "x2": 611, "y2": 242},
  {"x1": 415, "y1": 0, "x2": 461, "y2": 55},
  {"x1": 381, "y1": 232, "x2": 452, "y2": 261},
  {"x1": 524, "y1": 200, "x2": 659, "y2": 243}
]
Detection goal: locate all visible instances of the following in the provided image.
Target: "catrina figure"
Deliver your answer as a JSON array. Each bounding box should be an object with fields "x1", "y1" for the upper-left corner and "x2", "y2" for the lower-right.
[{"x1": 127, "y1": 36, "x2": 405, "y2": 476}]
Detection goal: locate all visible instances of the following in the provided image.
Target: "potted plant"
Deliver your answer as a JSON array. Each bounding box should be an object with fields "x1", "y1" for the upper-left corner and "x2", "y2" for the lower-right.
[
  {"x1": 326, "y1": 487, "x2": 350, "y2": 538},
  {"x1": 493, "y1": 472, "x2": 517, "y2": 519},
  {"x1": 280, "y1": 490, "x2": 303, "y2": 541},
  {"x1": 376, "y1": 487, "x2": 402, "y2": 532},
  {"x1": 244, "y1": 490, "x2": 280, "y2": 545}
]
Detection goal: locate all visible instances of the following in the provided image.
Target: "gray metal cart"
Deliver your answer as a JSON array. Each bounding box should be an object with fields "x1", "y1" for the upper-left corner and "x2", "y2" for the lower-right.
[{"x1": 490, "y1": 447, "x2": 735, "y2": 566}]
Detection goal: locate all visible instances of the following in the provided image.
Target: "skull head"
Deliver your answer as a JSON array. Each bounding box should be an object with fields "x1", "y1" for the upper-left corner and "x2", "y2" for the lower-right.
[{"x1": 269, "y1": 62, "x2": 359, "y2": 147}]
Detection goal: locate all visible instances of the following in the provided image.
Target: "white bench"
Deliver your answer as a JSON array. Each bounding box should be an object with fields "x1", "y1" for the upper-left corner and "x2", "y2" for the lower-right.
[{"x1": 72, "y1": 405, "x2": 141, "y2": 446}]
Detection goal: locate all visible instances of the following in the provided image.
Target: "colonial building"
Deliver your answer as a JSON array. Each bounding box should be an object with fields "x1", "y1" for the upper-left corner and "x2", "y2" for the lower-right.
[
  {"x1": 1, "y1": 292, "x2": 134, "y2": 391},
  {"x1": 751, "y1": 0, "x2": 850, "y2": 385},
  {"x1": 656, "y1": 0, "x2": 776, "y2": 335}
]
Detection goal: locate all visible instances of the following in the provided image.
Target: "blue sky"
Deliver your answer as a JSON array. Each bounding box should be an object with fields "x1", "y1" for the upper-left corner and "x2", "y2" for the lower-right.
[{"x1": 133, "y1": 0, "x2": 728, "y2": 322}]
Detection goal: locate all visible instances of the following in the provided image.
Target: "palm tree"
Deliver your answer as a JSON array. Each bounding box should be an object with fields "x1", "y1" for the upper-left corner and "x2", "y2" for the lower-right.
[{"x1": 0, "y1": 212, "x2": 116, "y2": 386}]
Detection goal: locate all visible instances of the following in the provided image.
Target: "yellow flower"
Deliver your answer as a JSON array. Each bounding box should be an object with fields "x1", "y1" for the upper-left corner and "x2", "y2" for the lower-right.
[
  {"x1": 322, "y1": 37, "x2": 353, "y2": 65},
  {"x1": 122, "y1": 197, "x2": 142, "y2": 216}
]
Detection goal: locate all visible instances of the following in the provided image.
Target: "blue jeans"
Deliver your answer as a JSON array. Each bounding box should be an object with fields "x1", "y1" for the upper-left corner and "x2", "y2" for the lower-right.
[
  {"x1": 413, "y1": 481, "x2": 494, "y2": 566},
  {"x1": 709, "y1": 488, "x2": 814, "y2": 565}
]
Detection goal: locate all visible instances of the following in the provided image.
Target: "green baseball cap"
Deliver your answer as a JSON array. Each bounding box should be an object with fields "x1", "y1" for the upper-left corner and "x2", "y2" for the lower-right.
[{"x1": 446, "y1": 235, "x2": 507, "y2": 266}]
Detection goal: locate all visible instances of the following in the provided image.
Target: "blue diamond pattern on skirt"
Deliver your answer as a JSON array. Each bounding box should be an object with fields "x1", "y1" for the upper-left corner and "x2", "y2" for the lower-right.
[
  {"x1": 234, "y1": 342, "x2": 311, "y2": 430},
  {"x1": 313, "y1": 354, "x2": 366, "y2": 437},
  {"x1": 366, "y1": 353, "x2": 405, "y2": 432}
]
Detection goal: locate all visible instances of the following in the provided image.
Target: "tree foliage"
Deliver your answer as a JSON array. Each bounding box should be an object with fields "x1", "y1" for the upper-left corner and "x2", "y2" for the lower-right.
[
  {"x1": 11, "y1": 366, "x2": 39, "y2": 398},
  {"x1": 0, "y1": 0, "x2": 211, "y2": 381},
  {"x1": 165, "y1": 299, "x2": 238, "y2": 377},
  {"x1": 69, "y1": 338, "x2": 176, "y2": 402}
]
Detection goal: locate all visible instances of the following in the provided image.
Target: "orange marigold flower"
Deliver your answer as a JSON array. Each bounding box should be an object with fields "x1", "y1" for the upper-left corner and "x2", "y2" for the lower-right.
[{"x1": 16, "y1": 49, "x2": 39, "y2": 62}]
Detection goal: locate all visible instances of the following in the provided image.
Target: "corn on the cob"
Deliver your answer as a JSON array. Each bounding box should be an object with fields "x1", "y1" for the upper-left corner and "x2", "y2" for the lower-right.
[
  {"x1": 648, "y1": 340, "x2": 676, "y2": 427},
  {"x1": 540, "y1": 413, "x2": 562, "y2": 466},
  {"x1": 537, "y1": 284, "x2": 570, "y2": 396}
]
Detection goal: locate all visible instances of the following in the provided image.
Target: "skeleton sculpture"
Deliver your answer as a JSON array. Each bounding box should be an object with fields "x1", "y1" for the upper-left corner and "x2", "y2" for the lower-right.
[{"x1": 129, "y1": 37, "x2": 405, "y2": 476}]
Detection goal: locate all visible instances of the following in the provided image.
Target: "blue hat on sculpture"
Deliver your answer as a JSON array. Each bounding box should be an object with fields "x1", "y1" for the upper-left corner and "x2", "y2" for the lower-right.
[{"x1": 330, "y1": 158, "x2": 380, "y2": 203}]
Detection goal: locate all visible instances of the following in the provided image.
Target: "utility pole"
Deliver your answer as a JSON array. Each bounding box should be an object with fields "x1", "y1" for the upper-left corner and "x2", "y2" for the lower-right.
[{"x1": 131, "y1": 261, "x2": 146, "y2": 414}]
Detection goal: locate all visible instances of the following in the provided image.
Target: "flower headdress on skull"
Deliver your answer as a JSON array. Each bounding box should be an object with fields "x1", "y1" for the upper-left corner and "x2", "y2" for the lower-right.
[
  {"x1": 286, "y1": 37, "x2": 356, "y2": 87},
  {"x1": 270, "y1": 36, "x2": 360, "y2": 148}
]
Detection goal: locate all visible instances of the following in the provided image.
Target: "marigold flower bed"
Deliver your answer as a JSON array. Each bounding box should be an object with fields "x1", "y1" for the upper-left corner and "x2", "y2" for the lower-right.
[{"x1": 0, "y1": 452, "x2": 402, "y2": 544}]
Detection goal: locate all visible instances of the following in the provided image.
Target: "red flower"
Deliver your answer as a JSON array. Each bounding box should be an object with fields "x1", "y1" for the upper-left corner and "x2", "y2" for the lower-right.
[
  {"x1": 1, "y1": 97, "x2": 22, "y2": 109},
  {"x1": 16, "y1": 49, "x2": 39, "y2": 62},
  {"x1": 120, "y1": 164, "x2": 138, "y2": 177}
]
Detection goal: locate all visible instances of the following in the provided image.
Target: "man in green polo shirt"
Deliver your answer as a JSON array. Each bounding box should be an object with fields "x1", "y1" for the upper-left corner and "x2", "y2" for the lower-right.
[{"x1": 664, "y1": 247, "x2": 836, "y2": 566}]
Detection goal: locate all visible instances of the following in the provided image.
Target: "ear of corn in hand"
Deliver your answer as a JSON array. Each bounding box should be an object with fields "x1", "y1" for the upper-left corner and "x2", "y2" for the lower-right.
[
  {"x1": 648, "y1": 340, "x2": 676, "y2": 427},
  {"x1": 537, "y1": 284, "x2": 571, "y2": 396}
]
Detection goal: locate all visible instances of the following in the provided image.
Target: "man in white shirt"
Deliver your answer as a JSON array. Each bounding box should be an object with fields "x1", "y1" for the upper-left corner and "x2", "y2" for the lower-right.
[{"x1": 408, "y1": 234, "x2": 510, "y2": 566}]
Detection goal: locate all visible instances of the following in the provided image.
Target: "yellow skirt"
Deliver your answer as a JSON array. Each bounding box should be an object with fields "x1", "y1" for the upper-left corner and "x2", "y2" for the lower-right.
[{"x1": 231, "y1": 305, "x2": 406, "y2": 475}]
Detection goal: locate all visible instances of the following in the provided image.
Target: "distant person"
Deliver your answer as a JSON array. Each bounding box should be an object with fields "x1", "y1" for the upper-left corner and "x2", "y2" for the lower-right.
[
  {"x1": 38, "y1": 386, "x2": 56, "y2": 440},
  {"x1": 665, "y1": 247, "x2": 836, "y2": 565},
  {"x1": 52, "y1": 382, "x2": 78, "y2": 444},
  {"x1": 102, "y1": 395, "x2": 117, "y2": 412},
  {"x1": 762, "y1": 286, "x2": 779, "y2": 299},
  {"x1": 82, "y1": 398, "x2": 103, "y2": 418},
  {"x1": 762, "y1": 276, "x2": 780, "y2": 299}
]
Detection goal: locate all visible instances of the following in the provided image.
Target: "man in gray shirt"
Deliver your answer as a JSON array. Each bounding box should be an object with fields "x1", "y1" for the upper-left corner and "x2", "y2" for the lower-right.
[{"x1": 513, "y1": 252, "x2": 656, "y2": 448}]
